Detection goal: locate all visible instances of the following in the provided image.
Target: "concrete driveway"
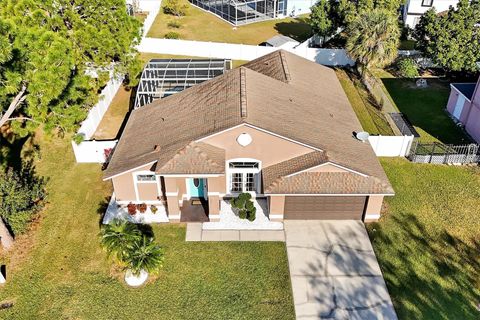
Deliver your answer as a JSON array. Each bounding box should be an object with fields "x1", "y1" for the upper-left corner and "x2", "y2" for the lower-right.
[{"x1": 284, "y1": 220, "x2": 397, "y2": 320}]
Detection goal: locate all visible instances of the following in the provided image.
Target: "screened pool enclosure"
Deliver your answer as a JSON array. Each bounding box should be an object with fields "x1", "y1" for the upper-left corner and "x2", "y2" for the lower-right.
[
  {"x1": 135, "y1": 59, "x2": 230, "y2": 109},
  {"x1": 189, "y1": 0, "x2": 286, "y2": 25}
]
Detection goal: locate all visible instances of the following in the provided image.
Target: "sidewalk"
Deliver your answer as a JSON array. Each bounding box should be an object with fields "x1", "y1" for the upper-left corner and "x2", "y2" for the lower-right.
[{"x1": 185, "y1": 223, "x2": 285, "y2": 241}]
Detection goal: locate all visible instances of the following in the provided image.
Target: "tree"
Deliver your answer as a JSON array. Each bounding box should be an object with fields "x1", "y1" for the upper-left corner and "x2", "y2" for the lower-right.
[
  {"x1": 310, "y1": 0, "x2": 336, "y2": 45},
  {"x1": 100, "y1": 219, "x2": 142, "y2": 261},
  {"x1": 332, "y1": 0, "x2": 403, "y2": 28},
  {"x1": 124, "y1": 235, "x2": 164, "y2": 276},
  {"x1": 0, "y1": 0, "x2": 142, "y2": 136},
  {"x1": 346, "y1": 9, "x2": 400, "y2": 71},
  {"x1": 397, "y1": 58, "x2": 419, "y2": 78},
  {"x1": 0, "y1": 164, "x2": 46, "y2": 236},
  {"x1": 413, "y1": 0, "x2": 480, "y2": 73}
]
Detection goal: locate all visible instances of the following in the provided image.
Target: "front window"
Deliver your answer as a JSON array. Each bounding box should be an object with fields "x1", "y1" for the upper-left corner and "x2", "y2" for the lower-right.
[
  {"x1": 137, "y1": 174, "x2": 156, "y2": 182},
  {"x1": 421, "y1": 0, "x2": 433, "y2": 6},
  {"x1": 228, "y1": 160, "x2": 260, "y2": 193}
]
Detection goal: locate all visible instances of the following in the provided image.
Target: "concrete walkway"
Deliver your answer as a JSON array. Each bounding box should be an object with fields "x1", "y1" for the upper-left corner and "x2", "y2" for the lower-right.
[
  {"x1": 185, "y1": 223, "x2": 285, "y2": 242},
  {"x1": 284, "y1": 220, "x2": 397, "y2": 320}
]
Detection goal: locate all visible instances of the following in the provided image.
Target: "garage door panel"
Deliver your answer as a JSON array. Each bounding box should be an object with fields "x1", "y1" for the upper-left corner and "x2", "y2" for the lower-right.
[{"x1": 284, "y1": 196, "x2": 366, "y2": 220}]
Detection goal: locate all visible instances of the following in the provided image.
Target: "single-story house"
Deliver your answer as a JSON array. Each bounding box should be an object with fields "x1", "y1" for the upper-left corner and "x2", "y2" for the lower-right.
[
  {"x1": 446, "y1": 77, "x2": 480, "y2": 143},
  {"x1": 402, "y1": 0, "x2": 460, "y2": 28},
  {"x1": 103, "y1": 50, "x2": 394, "y2": 223}
]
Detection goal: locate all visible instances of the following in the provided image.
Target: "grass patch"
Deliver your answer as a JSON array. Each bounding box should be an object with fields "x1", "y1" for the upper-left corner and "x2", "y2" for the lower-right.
[
  {"x1": 377, "y1": 71, "x2": 471, "y2": 144},
  {"x1": 148, "y1": 0, "x2": 311, "y2": 44},
  {"x1": 335, "y1": 68, "x2": 394, "y2": 135},
  {"x1": 369, "y1": 158, "x2": 480, "y2": 319},
  {"x1": 0, "y1": 135, "x2": 294, "y2": 319}
]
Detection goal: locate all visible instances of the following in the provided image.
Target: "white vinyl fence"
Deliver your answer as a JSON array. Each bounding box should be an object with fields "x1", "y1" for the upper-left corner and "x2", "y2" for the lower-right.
[
  {"x1": 368, "y1": 135, "x2": 415, "y2": 157},
  {"x1": 71, "y1": 140, "x2": 118, "y2": 163},
  {"x1": 138, "y1": 38, "x2": 355, "y2": 66},
  {"x1": 77, "y1": 75, "x2": 123, "y2": 140}
]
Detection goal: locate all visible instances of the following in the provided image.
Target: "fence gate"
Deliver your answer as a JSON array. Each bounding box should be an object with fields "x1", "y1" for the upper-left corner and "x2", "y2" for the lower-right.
[{"x1": 409, "y1": 142, "x2": 480, "y2": 164}]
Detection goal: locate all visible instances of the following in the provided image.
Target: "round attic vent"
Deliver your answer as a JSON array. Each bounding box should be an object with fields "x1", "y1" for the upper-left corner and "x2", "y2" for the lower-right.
[{"x1": 237, "y1": 133, "x2": 252, "y2": 147}]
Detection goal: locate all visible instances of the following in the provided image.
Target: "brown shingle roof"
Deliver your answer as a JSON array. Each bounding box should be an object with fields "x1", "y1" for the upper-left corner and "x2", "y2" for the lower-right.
[
  {"x1": 262, "y1": 151, "x2": 328, "y2": 191},
  {"x1": 265, "y1": 172, "x2": 393, "y2": 194},
  {"x1": 157, "y1": 142, "x2": 225, "y2": 174},
  {"x1": 104, "y1": 50, "x2": 393, "y2": 194}
]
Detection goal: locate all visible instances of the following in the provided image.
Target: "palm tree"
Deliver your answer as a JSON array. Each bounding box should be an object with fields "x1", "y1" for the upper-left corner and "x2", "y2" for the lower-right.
[
  {"x1": 346, "y1": 9, "x2": 400, "y2": 73},
  {"x1": 100, "y1": 219, "x2": 142, "y2": 261},
  {"x1": 124, "y1": 235, "x2": 164, "y2": 276}
]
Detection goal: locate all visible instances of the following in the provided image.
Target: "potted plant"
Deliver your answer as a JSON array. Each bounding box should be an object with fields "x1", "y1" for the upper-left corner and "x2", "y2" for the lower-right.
[
  {"x1": 100, "y1": 219, "x2": 164, "y2": 287},
  {"x1": 150, "y1": 205, "x2": 158, "y2": 214},
  {"x1": 127, "y1": 202, "x2": 137, "y2": 215},
  {"x1": 137, "y1": 203, "x2": 147, "y2": 213},
  {"x1": 230, "y1": 193, "x2": 256, "y2": 222}
]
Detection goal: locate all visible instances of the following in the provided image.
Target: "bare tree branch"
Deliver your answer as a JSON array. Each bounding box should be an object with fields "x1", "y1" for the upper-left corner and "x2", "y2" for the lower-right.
[{"x1": 0, "y1": 84, "x2": 27, "y2": 128}]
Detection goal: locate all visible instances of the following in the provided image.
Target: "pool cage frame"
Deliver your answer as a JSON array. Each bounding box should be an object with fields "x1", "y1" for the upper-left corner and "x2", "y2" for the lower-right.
[
  {"x1": 189, "y1": 0, "x2": 286, "y2": 26},
  {"x1": 134, "y1": 59, "x2": 230, "y2": 109}
]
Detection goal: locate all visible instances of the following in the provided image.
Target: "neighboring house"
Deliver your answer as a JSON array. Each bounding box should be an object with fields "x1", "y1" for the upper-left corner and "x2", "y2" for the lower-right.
[
  {"x1": 189, "y1": 0, "x2": 314, "y2": 25},
  {"x1": 446, "y1": 77, "x2": 480, "y2": 143},
  {"x1": 402, "y1": 0, "x2": 459, "y2": 28},
  {"x1": 103, "y1": 50, "x2": 394, "y2": 223}
]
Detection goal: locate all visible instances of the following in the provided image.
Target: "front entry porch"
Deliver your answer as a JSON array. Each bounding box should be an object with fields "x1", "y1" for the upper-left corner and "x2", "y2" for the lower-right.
[
  {"x1": 203, "y1": 198, "x2": 283, "y2": 230},
  {"x1": 180, "y1": 198, "x2": 209, "y2": 222}
]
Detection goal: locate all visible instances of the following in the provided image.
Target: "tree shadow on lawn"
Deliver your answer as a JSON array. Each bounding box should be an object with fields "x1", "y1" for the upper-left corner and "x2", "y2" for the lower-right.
[
  {"x1": 380, "y1": 77, "x2": 471, "y2": 144},
  {"x1": 274, "y1": 17, "x2": 312, "y2": 43},
  {"x1": 368, "y1": 213, "x2": 480, "y2": 319}
]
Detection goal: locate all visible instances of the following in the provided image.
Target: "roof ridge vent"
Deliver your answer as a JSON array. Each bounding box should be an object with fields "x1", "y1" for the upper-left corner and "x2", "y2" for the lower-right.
[{"x1": 240, "y1": 67, "x2": 247, "y2": 118}]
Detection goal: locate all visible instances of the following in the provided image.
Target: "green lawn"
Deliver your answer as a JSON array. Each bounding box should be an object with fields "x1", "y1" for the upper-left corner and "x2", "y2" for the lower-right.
[
  {"x1": 148, "y1": 0, "x2": 311, "y2": 44},
  {"x1": 369, "y1": 158, "x2": 480, "y2": 319},
  {"x1": 0, "y1": 135, "x2": 294, "y2": 319},
  {"x1": 376, "y1": 70, "x2": 471, "y2": 144},
  {"x1": 335, "y1": 68, "x2": 394, "y2": 135}
]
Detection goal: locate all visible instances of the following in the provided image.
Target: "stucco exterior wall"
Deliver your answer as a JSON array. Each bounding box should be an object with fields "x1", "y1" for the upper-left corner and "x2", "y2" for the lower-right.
[
  {"x1": 202, "y1": 124, "x2": 313, "y2": 168},
  {"x1": 112, "y1": 164, "x2": 154, "y2": 202},
  {"x1": 269, "y1": 195, "x2": 285, "y2": 220},
  {"x1": 447, "y1": 87, "x2": 472, "y2": 123},
  {"x1": 137, "y1": 183, "x2": 159, "y2": 201},
  {"x1": 465, "y1": 104, "x2": 480, "y2": 143},
  {"x1": 364, "y1": 195, "x2": 384, "y2": 222},
  {"x1": 404, "y1": 0, "x2": 459, "y2": 28}
]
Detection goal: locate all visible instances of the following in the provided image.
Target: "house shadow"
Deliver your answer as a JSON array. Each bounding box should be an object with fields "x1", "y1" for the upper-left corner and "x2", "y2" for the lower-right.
[
  {"x1": 367, "y1": 213, "x2": 480, "y2": 319},
  {"x1": 273, "y1": 16, "x2": 312, "y2": 43}
]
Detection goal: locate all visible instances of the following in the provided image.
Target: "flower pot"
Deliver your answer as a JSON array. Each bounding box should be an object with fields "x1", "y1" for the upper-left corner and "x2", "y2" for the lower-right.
[{"x1": 124, "y1": 269, "x2": 148, "y2": 287}]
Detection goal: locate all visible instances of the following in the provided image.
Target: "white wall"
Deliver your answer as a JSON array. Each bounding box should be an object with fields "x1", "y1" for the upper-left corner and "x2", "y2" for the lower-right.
[
  {"x1": 368, "y1": 135, "x2": 415, "y2": 157},
  {"x1": 404, "y1": 0, "x2": 459, "y2": 28},
  {"x1": 285, "y1": 0, "x2": 315, "y2": 16},
  {"x1": 71, "y1": 140, "x2": 118, "y2": 163},
  {"x1": 138, "y1": 38, "x2": 356, "y2": 66},
  {"x1": 77, "y1": 75, "x2": 123, "y2": 140}
]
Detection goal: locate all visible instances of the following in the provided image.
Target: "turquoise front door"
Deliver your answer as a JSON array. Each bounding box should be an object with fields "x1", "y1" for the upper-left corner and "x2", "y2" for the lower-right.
[{"x1": 188, "y1": 178, "x2": 205, "y2": 198}]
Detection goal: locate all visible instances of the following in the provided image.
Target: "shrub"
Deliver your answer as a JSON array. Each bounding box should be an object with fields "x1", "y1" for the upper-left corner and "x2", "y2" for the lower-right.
[
  {"x1": 164, "y1": 31, "x2": 180, "y2": 39},
  {"x1": 163, "y1": 0, "x2": 188, "y2": 16},
  {"x1": 137, "y1": 203, "x2": 147, "y2": 213},
  {"x1": 167, "y1": 21, "x2": 181, "y2": 29},
  {"x1": 0, "y1": 165, "x2": 46, "y2": 235},
  {"x1": 100, "y1": 220, "x2": 164, "y2": 276},
  {"x1": 150, "y1": 205, "x2": 158, "y2": 214},
  {"x1": 396, "y1": 58, "x2": 419, "y2": 78},
  {"x1": 127, "y1": 202, "x2": 137, "y2": 215},
  {"x1": 230, "y1": 193, "x2": 256, "y2": 222}
]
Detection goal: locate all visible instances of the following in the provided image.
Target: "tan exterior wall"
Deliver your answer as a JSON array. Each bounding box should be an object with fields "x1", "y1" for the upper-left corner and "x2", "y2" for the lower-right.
[
  {"x1": 164, "y1": 177, "x2": 181, "y2": 219},
  {"x1": 202, "y1": 124, "x2": 313, "y2": 167},
  {"x1": 269, "y1": 196, "x2": 285, "y2": 221},
  {"x1": 137, "y1": 183, "x2": 158, "y2": 201},
  {"x1": 364, "y1": 195, "x2": 384, "y2": 222},
  {"x1": 207, "y1": 176, "x2": 225, "y2": 194},
  {"x1": 208, "y1": 195, "x2": 220, "y2": 220},
  {"x1": 112, "y1": 164, "x2": 155, "y2": 202}
]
